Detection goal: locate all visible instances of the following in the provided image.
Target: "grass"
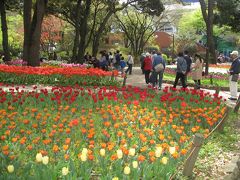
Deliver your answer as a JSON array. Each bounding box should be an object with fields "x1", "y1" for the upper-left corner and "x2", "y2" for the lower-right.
[{"x1": 163, "y1": 73, "x2": 240, "y2": 88}]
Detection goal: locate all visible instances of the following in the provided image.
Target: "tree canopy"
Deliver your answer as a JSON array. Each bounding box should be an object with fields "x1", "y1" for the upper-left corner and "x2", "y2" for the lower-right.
[{"x1": 216, "y1": 0, "x2": 240, "y2": 32}]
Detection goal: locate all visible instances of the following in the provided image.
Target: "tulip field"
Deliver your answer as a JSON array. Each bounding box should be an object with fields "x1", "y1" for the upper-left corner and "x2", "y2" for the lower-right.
[
  {"x1": 0, "y1": 81, "x2": 227, "y2": 179},
  {"x1": 0, "y1": 65, "x2": 119, "y2": 86}
]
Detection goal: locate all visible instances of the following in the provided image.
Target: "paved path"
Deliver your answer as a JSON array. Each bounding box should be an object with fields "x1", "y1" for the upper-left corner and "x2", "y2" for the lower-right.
[{"x1": 125, "y1": 67, "x2": 237, "y2": 107}]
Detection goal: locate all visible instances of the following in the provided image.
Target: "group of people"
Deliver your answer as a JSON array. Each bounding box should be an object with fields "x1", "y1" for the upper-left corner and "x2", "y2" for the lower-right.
[
  {"x1": 141, "y1": 50, "x2": 204, "y2": 90},
  {"x1": 84, "y1": 50, "x2": 134, "y2": 74}
]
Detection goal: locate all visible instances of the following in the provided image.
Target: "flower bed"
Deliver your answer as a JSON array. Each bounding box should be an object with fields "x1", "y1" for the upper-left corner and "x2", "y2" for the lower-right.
[
  {"x1": 0, "y1": 85, "x2": 227, "y2": 179},
  {"x1": 209, "y1": 64, "x2": 231, "y2": 69},
  {"x1": 0, "y1": 65, "x2": 119, "y2": 86}
]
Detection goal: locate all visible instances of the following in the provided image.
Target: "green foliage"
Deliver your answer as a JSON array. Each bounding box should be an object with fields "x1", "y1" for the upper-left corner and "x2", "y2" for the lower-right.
[
  {"x1": 0, "y1": 13, "x2": 23, "y2": 56},
  {"x1": 216, "y1": 0, "x2": 240, "y2": 32},
  {"x1": 115, "y1": 7, "x2": 163, "y2": 57},
  {"x1": 177, "y1": 9, "x2": 238, "y2": 54},
  {"x1": 178, "y1": 9, "x2": 205, "y2": 34},
  {"x1": 137, "y1": 0, "x2": 164, "y2": 16}
]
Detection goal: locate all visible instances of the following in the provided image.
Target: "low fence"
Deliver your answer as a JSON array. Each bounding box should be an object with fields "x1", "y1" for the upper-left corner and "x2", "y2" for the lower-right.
[{"x1": 170, "y1": 106, "x2": 231, "y2": 179}]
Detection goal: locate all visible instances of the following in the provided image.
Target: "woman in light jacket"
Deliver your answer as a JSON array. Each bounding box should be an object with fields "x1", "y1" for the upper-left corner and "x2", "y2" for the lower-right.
[{"x1": 191, "y1": 54, "x2": 203, "y2": 89}]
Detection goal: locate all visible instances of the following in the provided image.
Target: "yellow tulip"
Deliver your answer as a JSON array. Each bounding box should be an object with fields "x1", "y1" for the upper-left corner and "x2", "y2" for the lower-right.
[
  {"x1": 169, "y1": 146, "x2": 176, "y2": 155},
  {"x1": 80, "y1": 153, "x2": 87, "y2": 162},
  {"x1": 36, "y1": 153, "x2": 43, "y2": 162},
  {"x1": 161, "y1": 157, "x2": 168, "y2": 164},
  {"x1": 129, "y1": 148, "x2": 135, "y2": 156},
  {"x1": 117, "y1": 149, "x2": 123, "y2": 159},
  {"x1": 155, "y1": 147, "x2": 163, "y2": 158},
  {"x1": 112, "y1": 177, "x2": 119, "y2": 180},
  {"x1": 132, "y1": 161, "x2": 138, "y2": 168},
  {"x1": 82, "y1": 148, "x2": 88, "y2": 155},
  {"x1": 62, "y1": 167, "x2": 69, "y2": 176},
  {"x1": 100, "y1": 149, "x2": 106, "y2": 157},
  {"x1": 124, "y1": 166, "x2": 131, "y2": 175},
  {"x1": 42, "y1": 156, "x2": 49, "y2": 165},
  {"x1": 7, "y1": 165, "x2": 14, "y2": 173}
]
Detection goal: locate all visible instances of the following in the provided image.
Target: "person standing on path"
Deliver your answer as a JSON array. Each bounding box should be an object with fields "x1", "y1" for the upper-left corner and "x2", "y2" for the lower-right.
[
  {"x1": 140, "y1": 53, "x2": 146, "y2": 74},
  {"x1": 152, "y1": 52, "x2": 166, "y2": 90},
  {"x1": 173, "y1": 52, "x2": 187, "y2": 88},
  {"x1": 125, "y1": 52, "x2": 134, "y2": 75},
  {"x1": 143, "y1": 53, "x2": 152, "y2": 84},
  {"x1": 191, "y1": 54, "x2": 203, "y2": 89},
  {"x1": 114, "y1": 50, "x2": 121, "y2": 70},
  {"x1": 184, "y1": 50, "x2": 192, "y2": 84},
  {"x1": 228, "y1": 51, "x2": 240, "y2": 100}
]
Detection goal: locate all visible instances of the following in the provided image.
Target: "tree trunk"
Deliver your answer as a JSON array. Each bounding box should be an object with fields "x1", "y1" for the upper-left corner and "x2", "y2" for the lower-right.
[
  {"x1": 23, "y1": 0, "x2": 32, "y2": 62},
  {"x1": 92, "y1": 11, "x2": 112, "y2": 57},
  {"x1": 77, "y1": 0, "x2": 91, "y2": 64},
  {"x1": 207, "y1": 0, "x2": 216, "y2": 64},
  {"x1": 27, "y1": 0, "x2": 47, "y2": 67},
  {"x1": 71, "y1": 0, "x2": 82, "y2": 63},
  {"x1": 0, "y1": 0, "x2": 11, "y2": 62},
  {"x1": 199, "y1": 0, "x2": 216, "y2": 73},
  {"x1": 92, "y1": 34, "x2": 101, "y2": 57}
]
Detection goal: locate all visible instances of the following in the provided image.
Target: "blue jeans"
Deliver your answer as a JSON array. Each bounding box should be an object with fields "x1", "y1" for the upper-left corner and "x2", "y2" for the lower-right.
[{"x1": 152, "y1": 71, "x2": 164, "y2": 88}]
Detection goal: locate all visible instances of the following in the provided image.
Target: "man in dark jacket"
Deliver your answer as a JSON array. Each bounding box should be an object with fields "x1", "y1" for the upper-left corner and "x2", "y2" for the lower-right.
[
  {"x1": 114, "y1": 50, "x2": 121, "y2": 70},
  {"x1": 228, "y1": 51, "x2": 240, "y2": 100},
  {"x1": 173, "y1": 52, "x2": 187, "y2": 88},
  {"x1": 184, "y1": 50, "x2": 192, "y2": 84}
]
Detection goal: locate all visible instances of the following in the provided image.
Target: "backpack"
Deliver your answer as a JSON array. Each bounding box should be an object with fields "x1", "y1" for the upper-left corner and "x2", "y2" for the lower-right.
[{"x1": 154, "y1": 63, "x2": 164, "y2": 73}]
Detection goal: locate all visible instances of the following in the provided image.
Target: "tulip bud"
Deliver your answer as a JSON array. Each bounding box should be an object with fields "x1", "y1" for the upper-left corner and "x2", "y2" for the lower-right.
[
  {"x1": 62, "y1": 167, "x2": 69, "y2": 176},
  {"x1": 42, "y1": 156, "x2": 49, "y2": 165},
  {"x1": 117, "y1": 149, "x2": 123, "y2": 159},
  {"x1": 7, "y1": 165, "x2": 14, "y2": 173},
  {"x1": 36, "y1": 153, "x2": 43, "y2": 162},
  {"x1": 132, "y1": 161, "x2": 138, "y2": 168},
  {"x1": 129, "y1": 148, "x2": 135, "y2": 156},
  {"x1": 123, "y1": 166, "x2": 131, "y2": 175},
  {"x1": 100, "y1": 149, "x2": 105, "y2": 157},
  {"x1": 161, "y1": 157, "x2": 168, "y2": 164}
]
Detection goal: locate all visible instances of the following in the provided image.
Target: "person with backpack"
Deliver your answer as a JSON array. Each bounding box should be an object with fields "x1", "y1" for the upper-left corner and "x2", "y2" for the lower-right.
[
  {"x1": 114, "y1": 50, "x2": 121, "y2": 70},
  {"x1": 125, "y1": 52, "x2": 134, "y2": 75},
  {"x1": 152, "y1": 52, "x2": 166, "y2": 90},
  {"x1": 173, "y1": 52, "x2": 187, "y2": 88},
  {"x1": 120, "y1": 56, "x2": 127, "y2": 75},
  {"x1": 228, "y1": 51, "x2": 240, "y2": 100}
]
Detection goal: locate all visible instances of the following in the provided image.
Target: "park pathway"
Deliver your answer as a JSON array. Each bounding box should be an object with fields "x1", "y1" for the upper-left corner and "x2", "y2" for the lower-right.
[{"x1": 125, "y1": 67, "x2": 237, "y2": 108}]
